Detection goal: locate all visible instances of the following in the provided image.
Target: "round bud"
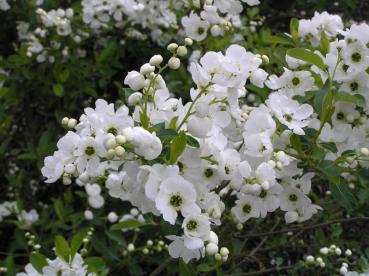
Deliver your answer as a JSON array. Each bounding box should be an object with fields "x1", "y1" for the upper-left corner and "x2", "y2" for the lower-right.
[
  {"x1": 306, "y1": 255, "x2": 315, "y2": 263},
  {"x1": 167, "y1": 43, "x2": 178, "y2": 52},
  {"x1": 206, "y1": 243, "x2": 218, "y2": 256},
  {"x1": 176, "y1": 46, "x2": 188, "y2": 57},
  {"x1": 62, "y1": 117, "x2": 69, "y2": 126},
  {"x1": 115, "y1": 146, "x2": 125, "y2": 157},
  {"x1": 168, "y1": 57, "x2": 181, "y2": 70},
  {"x1": 320, "y1": 247, "x2": 329, "y2": 255},
  {"x1": 67, "y1": 118, "x2": 77, "y2": 129},
  {"x1": 335, "y1": 248, "x2": 342, "y2": 256},
  {"x1": 340, "y1": 267, "x2": 348, "y2": 275},
  {"x1": 236, "y1": 223, "x2": 243, "y2": 231},
  {"x1": 130, "y1": 208, "x2": 139, "y2": 217},
  {"x1": 108, "y1": 212, "x2": 118, "y2": 223},
  {"x1": 128, "y1": 92, "x2": 143, "y2": 106},
  {"x1": 84, "y1": 210, "x2": 93, "y2": 220},
  {"x1": 184, "y1": 38, "x2": 193, "y2": 46},
  {"x1": 116, "y1": 135, "x2": 127, "y2": 145},
  {"x1": 127, "y1": 243, "x2": 135, "y2": 252},
  {"x1": 360, "y1": 147, "x2": 369, "y2": 156},
  {"x1": 220, "y1": 247, "x2": 229, "y2": 257},
  {"x1": 149, "y1": 55, "x2": 163, "y2": 66},
  {"x1": 140, "y1": 63, "x2": 155, "y2": 75}
]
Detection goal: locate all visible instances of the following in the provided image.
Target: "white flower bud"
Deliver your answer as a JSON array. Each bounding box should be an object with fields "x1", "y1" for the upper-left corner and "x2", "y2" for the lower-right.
[
  {"x1": 115, "y1": 146, "x2": 125, "y2": 157},
  {"x1": 340, "y1": 267, "x2": 348, "y2": 275},
  {"x1": 116, "y1": 135, "x2": 127, "y2": 145},
  {"x1": 130, "y1": 208, "x2": 139, "y2": 216},
  {"x1": 124, "y1": 71, "x2": 146, "y2": 91},
  {"x1": 167, "y1": 43, "x2": 178, "y2": 52},
  {"x1": 168, "y1": 57, "x2": 181, "y2": 70},
  {"x1": 149, "y1": 55, "x2": 163, "y2": 66},
  {"x1": 345, "y1": 249, "x2": 352, "y2": 256},
  {"x1": 206, "y1": 243, "x2": 218, "y2": 256},
  {"x1": 140, "y1": 63, "x2": 155, "y2": 75},
  {"x1": 67, "y1": 118, "x2": 77, "y2": 129},
  {"x1": 335, "y1": 248, "x2": 342, "y2": 255},
  {"x1": 128, "y1": 243, "x2": 135, "y2": 252},
  {"x1": 360, "y1": 147, "x2": 369, "y2": 156},
  {"x1": 236, "y1": 223, "x2": 243, "y2": 230},
  {"x1": 61, "y1": 117, "x2": 69, "y2": 126},
  {"x1": 220, "y1": 247, "x2": 229, "y2": 257},
  {"x1": 210, "y1": 25, "x2": 222, "y2": 37},
  {"x1": 64, "y1": 164, "x2": 75, "y2": 174},
  {"x1": 108, "y1": 212, "x2": 118, "y2": 223},
  {"x1": 306, "y1": 255, "x2": 315, "y2": 263},
  {"x1": 320, "y1": 247, "x2": 329, "y2": 255},
  {"x1": 184, "y1": 38, "x2": 193, "y2": 46},
  {"x1": 176, "y1": 46, "x2": 188, "y2": 57},
  {"x1": 84, "y1": 210, "x2": 93, "y2": 220},
  {"x1": 128, "y1": 92, "x2": 143, "y2": 106}
]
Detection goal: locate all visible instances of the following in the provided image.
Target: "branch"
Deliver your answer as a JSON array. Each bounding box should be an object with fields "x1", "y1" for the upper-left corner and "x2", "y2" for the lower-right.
[
  {"x1": 149, "y1": 258, "x2": 172, "y2": 276},
  {"x1": 227, "y1": 265, "x2": 294, "y2": 276},
  {"x1": 237, "y1": 217, "x2": 369, "y2": 238}
]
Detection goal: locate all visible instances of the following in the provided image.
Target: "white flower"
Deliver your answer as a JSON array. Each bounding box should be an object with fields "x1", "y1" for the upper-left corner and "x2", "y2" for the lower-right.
[
  {"x1": 232, "y1": 194, "x2": 263, "y2": 223},
  {"x1": 155, "y1": 176, "x2": 200, "y2": 224},
  {"x1": 181, "y1": 12, "x2": 209, "y2": 41},
  {"x1": 266, "y1": 92, "x2": 313, "y2": 135},
  {"x1": 124, "y1": 71, "x2": 146, "y2": 91}
]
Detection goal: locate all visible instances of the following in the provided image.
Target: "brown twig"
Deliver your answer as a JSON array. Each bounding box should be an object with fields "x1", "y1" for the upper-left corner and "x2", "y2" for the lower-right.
[
  {"x1": 236, "y1": 217, "x2": 369, "y2": 238},
  {"x1": 226, "y1": 265, "x2": 295, "y2": 276}
]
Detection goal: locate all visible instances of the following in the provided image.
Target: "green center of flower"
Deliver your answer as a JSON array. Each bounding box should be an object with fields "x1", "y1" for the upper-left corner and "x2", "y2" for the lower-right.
[
  {"x1": 169, "y1": 193, "x2": 183, "y2": 208},
  {"x1": 289, "y1": 194, "x2": 298, "y2": 202},
  {"x1": 85, "y1": 146, "x2": 95, "y2": 156},
  {"x1": 197, "y1": 27, "x2": 205, "y2": 35},
  {"x1": 259, "y1": 190, "x2": 267, "y2": 198},
  {"x1": 107, "y1": 127, "x2": 118, "y2": 135},
  {"x1": 242, "y1": 204, "x2": 252, "y2": 214},
  {"x1": 351, "y1": 52, "x2": 362, "y2": 62},
  {"x1": 350, "y1": 82, "x2": 359, "y2": 92},
  {"x1": 186, "y1": 220, "x2": 198, "y2": 231},
  {"x1": 292, "y1": 77, "x2": 300, "y2": 86},
  {"x1": 336, "y1": 112, "x2": 345, "y2": 120},
  {"x1": 283, "y1": 113, "x2": 293, "y2": 122},
  {"x1": 204, "y1": 168, "x2": 214, "y2": 178}
]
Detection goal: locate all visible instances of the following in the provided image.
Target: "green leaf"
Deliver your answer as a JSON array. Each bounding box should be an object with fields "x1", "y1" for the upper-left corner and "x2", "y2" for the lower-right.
[
  {"x1": 140, "y1": 111, "x2": 149, "y2": 129},
  {"x1": 30, "y1": 253, "x2": 48, "y2": 273},
  {"x1": 179, "y1": 259, "x2": 197, "y2": 276},
  {"x1": 320, "y1": 142, "x2": 338, "y2": 153},
  {"x1": 97, "y1": 40, "x2": 118, "y2": 64},
  {"x1": 84, "y1": 257, "x2": 106, "y2": 273},
  {"x1": 318, "y1": 160, "x2": 341, "y2": 177},
  {"x1": 197, "y1": 263, "x2": 213, "y2": 272},
  {"x1": 53, "y1": 84, "x2": 64, "y2": 97},
  {"x1": 287, "y1": 48, "x2": 326, "y2": 71},
  {"x1": 110, "y1": 219, "x2": 144, "y2": 231},
  {"x1": 320, "y1": 31, "x2": 330, "y2": 55},
  {"x1": 290, "y1": 18, "x2": 299, "y2": 44},
  {"x1": 169, "y1": 131, "x2": 187, "y2": 165},
  {"x1": 156, "y1": 128, "x2": 178, "y2": 141},
  {"x1": 55, "y1": 235, "x2": 70, "y2": 262},
  {"x1": 329, "y1": 180, "x2": 355, "y2": 211},
  {"x1": 186, "y1": 135, "x2": 200, "y2": 148},
  {"x1": 70, "y1": 232, "x2": 85, "y2": 259},
  {"x1": 59, "y1": 69, "x2": 70, "y2": 83}
]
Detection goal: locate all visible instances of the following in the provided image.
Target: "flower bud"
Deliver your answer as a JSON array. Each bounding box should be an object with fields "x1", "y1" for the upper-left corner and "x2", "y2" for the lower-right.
[
  {"x1": 149, "y1": 55, "x2": 163, "y2": 66},
  {"x1": 168, "y1": 57, "x2": 181, "y2": 70}
]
